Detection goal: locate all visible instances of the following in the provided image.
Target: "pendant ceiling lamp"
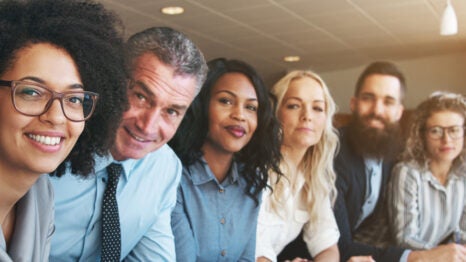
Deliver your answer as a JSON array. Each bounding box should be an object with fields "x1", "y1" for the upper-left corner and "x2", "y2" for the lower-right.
[{"x1": 440, "y1": 0, "x2": 458, "y2": 35}]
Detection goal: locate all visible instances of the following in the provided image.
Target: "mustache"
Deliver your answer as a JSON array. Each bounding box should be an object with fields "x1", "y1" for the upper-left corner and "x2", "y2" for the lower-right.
[{"x1": 361, "y1": 114, "x2": 389, "y2": 126}]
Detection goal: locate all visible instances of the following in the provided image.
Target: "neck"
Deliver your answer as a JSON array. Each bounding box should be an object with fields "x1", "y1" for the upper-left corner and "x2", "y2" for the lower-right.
[
  {"x1": 281, "y1": 144, "x2": 307, "y2": 171},
  {"x1": 202, "y1": 144, "x2": 233, "y2": 183},
  {"x1": 429, "y1": 159, "x2": 452, "y2": 185},
  {"x1": 0, "y1": 166, "x2": 40, "y2": 224}
]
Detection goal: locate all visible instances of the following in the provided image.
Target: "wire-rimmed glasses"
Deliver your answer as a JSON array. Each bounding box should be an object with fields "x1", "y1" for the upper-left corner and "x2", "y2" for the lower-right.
[{"x1": 425, "y1": 125, "x2": 465, "y2": 140}]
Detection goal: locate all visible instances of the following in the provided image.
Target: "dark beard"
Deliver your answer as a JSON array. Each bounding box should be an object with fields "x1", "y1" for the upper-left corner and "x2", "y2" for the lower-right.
[{"x1": 347, "y1": 113, "x2": 403, "y2": 159}]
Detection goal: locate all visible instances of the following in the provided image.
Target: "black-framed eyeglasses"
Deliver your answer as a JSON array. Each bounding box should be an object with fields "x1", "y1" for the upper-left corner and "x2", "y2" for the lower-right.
[
  {"x1": 425, "y1": 125, "x2": 465, "y2": 140},
  {"x1": 0, "y1": 80, "x2": 99, "y2": 122}
]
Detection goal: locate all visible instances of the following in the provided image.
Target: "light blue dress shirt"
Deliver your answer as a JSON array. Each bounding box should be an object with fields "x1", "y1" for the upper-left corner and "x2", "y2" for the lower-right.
[
  {"x1": 355, "y1": 157, "x2": 383, "y2": 228},
  {"x1": 171, "y1": 157, "x2": 260, "y2": 262},
  {"x1": 49, "y1": 144, "x2": 182, "y2": 261}
]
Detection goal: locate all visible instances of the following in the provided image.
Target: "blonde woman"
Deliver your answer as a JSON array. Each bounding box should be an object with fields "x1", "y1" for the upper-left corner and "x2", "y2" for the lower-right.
[{"x1": 256, "y1": 70, "x2": 340, "y2": 262}]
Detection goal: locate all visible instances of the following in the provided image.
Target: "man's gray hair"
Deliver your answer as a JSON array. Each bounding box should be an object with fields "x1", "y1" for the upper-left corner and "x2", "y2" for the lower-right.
[{"x1": 126, "y1": 27, "x2": 207, "y2": 94}]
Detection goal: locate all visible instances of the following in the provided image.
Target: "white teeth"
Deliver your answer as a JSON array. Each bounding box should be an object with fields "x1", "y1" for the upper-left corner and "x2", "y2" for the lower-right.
[
  {"x1": 28, "y1": 134, "x2": 61, "y2": 146},
  {"x1": 133, "y1": 135, "x2": 145, "y2": 142}
]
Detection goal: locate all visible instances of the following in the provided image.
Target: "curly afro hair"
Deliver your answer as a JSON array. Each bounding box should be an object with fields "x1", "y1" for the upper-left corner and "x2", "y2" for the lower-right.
[{"x1": 0, "y1": 0, "x2": 128, "y2": 177}]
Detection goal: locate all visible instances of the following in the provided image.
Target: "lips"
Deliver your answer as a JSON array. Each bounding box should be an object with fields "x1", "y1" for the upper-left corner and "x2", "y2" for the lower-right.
[
  {"x1": 124, "y1": 127, "x2": 154, "y2": 143},
  {"x1": 225, "y1": 125, "x2": 246, "y2": 138},
  {"x1": 28, "y1": 134, "x2": 62, "y2": 146}
]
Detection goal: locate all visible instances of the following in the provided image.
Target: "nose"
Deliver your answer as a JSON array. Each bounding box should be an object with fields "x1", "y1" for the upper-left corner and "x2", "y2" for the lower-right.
[
  {"x1": 39, "y1": 99, "x2": 66, "y2": 125},
  {"x1": 135, "y1": 107, "x2": 160, "y2": 134},
  {"x1": 301, "y1": 106, "x2": 312, "y2": 121},
  {"x1": 231, "y1": 105, "x2": 245, "y2": 121},
  {"x1": 441, "y1": 130, "x2": 453, "y2": 141},
  {"x1": 372, "y1": 100, "x2": 385, "y2": 117}
]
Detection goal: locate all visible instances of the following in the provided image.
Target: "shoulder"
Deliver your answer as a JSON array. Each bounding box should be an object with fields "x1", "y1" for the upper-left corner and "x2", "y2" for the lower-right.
[
  {"x1": 335, "y1": 127, "x2": 358, "y2": 162},
  {"x1": 135, "y1": 144, "x2": 182, "y2": 175},
  {"x1": 32, "y1": 175, "x2": 54, "y2": 205},
  {"x1": 392, "y1": 161, "x2": 423, "y2": 178},
  {"x1": 391, "y1": 161, "x2": 425, "y2": 189}
]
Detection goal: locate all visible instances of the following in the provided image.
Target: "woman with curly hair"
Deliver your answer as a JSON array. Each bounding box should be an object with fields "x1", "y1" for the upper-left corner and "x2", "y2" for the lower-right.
[
  {"x1": 256, "y1": 70, "x2": 340, "y2": 262},
  {"x1": 170, "y1": 58, "x2": 282, "y2": 261},
  {"x1": 389, "y1": 92, "x2": 466, "y2": 250},
  {"x1": 0, "y1": 0, "x2": 126, "y2": 260}
]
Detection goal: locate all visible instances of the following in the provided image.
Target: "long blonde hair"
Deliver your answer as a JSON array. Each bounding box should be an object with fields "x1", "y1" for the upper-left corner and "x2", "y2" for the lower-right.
[{"x1": 269, "y1": 70, "x2": 339, "y2": 225}]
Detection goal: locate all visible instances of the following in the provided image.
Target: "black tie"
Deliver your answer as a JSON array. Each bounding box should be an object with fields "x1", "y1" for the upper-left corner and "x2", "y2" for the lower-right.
[{"x1": 102, "y1": 163, "x2": 122, "y2": 262}]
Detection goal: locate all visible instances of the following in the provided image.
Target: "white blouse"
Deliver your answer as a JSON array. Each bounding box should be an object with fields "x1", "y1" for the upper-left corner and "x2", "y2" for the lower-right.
[{"x1": 255, "y1": 174, "x2": 340, "y2": 261}]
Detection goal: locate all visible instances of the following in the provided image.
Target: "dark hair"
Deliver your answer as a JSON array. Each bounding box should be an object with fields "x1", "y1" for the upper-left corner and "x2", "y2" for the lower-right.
[
  {"x1": 355, "y1": 61, "x2": 407, "y2": 102},
  {"x1": 170, "y1": 58, "x2": 282, "y2": 203},
  {"x1": 0, "y1": 0, "x2": 128, "y2": 177},
  {"x1": 126, "y1": 27, "x2": 207, "y2": 94}
]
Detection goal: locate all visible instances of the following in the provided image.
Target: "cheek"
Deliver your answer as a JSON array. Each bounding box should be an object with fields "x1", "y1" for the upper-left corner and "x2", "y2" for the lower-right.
[
  {"x1": 425, "y1": 140, "x2": 437, "y2": 155},
  {"x1": 69, "y1": 122, "x2": 85, "y2": 142},
  {"x1": 121, "y1": 106, "x2": 139, "y2": 120},
  {"x1": 315, "y1": 119, "x2": 326, "y2": 140},
  {"x1": 248, "y1": 113, "x2": 258, "y2": 133},
  {"x1": 278, "y1": 111, "x2": 297, "y2": 127},
  {"x1": 162, "y1": 122, "x2": 179, "y2": 140}
]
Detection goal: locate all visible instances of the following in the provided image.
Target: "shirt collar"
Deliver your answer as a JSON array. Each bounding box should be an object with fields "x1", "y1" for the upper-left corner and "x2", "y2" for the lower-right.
[
  {"x1": 190, "y1": 157, "x2": 239, "y2": 186},
  {"x1": 94, "y1": 153, "x2": 138, "y2": 181}
]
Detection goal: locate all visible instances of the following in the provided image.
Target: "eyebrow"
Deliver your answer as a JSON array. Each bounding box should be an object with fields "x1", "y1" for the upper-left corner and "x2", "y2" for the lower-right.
[
  {"x1": 360, "y1": 92, "x2": 397, "y2": 101},
  {"x1": 215, "y1": 90, "x2": 258, "y2": 102},
  {"x1": 19, "y1": 76, "x2": 84, "y2": 90},
  {"x1": 134, "y1": 80, "x2": 189, "y2": 111},
  {"x1": 284, "y1": 96, "x2": 325, "y2": 103},
  {"x1": 133, "y1": 80, "x2": 155, "y2": 98}
]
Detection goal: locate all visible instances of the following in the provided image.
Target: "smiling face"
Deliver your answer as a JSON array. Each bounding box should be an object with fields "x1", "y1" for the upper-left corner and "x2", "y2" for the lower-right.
[
  {"x1": 111, "y1": 53, "x2": 198, "y2": 161},
  {"x1": 202, "y1": 72, "x2": 258, "y2": 156},
  {"x1": 424, "y1": 110, "x2": 464, "y2": 164},
  {"x1": 0, "y1": 43, "x2": 84, "y2": 175},
  {"x1": 278, "y1": 77, "x2": 326, "y2": 151}
]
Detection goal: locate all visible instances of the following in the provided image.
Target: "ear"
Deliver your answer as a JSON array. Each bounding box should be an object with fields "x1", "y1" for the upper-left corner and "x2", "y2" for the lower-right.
[
  {"x1": 395, "y1": 104, "x2": 404, "y2": 121},
  {"x1": 350, "y1": 96, "x2": 357, "y2": 113}
]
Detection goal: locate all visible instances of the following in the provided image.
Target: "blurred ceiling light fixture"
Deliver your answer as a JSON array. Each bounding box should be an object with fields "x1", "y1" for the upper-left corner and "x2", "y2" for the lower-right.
[
  {"x1": 440, "y1": 0, "x2": 457, "y2": 35},
  {"x1": 284, "y1": 56, "x2": 300, "y2": 62},
  {"x1": 161, "y1": 6, "x2": 184, "y2": 15}
]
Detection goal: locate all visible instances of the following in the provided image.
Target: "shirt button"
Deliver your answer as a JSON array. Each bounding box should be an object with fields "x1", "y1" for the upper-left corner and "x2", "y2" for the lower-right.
[
  {"x1": 219, "y1": 188, "x2": 224, "y2": 193},
  {"x1": 221, "y1": 250, "x2": 226, "y2": 256},
  {"x1": 220, "y1": 218, "x2": 225, "y2": 224}
]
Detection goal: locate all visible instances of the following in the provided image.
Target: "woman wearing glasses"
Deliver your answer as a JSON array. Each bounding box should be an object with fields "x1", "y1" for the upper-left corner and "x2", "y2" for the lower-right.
[
  {"x1": 0, "y1": 0, "x2": 126, "y2": 261},
  {"x1": 389, "y1": 92, "x2": 466, "y2": 251}
]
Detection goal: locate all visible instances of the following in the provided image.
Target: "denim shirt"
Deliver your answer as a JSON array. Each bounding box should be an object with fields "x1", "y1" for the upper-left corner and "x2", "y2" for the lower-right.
[{"x1": 171, "y1": 157, "x2": 261, "y2": 262}]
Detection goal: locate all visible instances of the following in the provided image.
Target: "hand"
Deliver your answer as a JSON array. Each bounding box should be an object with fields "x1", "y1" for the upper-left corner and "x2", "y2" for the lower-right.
[
  {"x1": 346, "y1": 256, "x2": 375, "y2": 262},
  {"x1": 408, "y1": 243, "x2": 466, "y2": 262}
]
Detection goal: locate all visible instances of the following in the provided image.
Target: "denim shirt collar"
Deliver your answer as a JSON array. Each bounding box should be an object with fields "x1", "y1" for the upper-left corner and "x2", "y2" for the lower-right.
[{"x1": 190, "y1": 157, "x2": 239, "y2": 186}]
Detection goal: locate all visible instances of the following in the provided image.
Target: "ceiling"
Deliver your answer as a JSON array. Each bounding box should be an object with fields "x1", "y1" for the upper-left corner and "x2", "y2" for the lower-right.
[{"x1": 99, "y1": 0, "x2": 466, "y2": 85}]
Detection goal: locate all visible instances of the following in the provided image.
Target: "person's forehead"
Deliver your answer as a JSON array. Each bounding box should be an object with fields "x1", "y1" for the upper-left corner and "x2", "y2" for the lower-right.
[{"x1": 360, "y1": 74, "x2": 402, "y2": 100}]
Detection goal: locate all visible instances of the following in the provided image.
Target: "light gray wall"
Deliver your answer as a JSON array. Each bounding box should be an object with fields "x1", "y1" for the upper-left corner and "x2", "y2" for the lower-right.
[{"x1": 320, "y1": 51, "x2": 466, "y2": 113}]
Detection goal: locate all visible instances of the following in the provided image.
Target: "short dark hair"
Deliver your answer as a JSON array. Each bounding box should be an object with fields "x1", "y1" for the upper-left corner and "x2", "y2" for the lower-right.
[
  {"x1": 0, "y1": 0, "x2": 128, "y2": 177},
  {"x1": 355, "y1": 61, "x2": 406, "y2": 101},
  {"x1": 126, "y1": 27, "x2": 207, "y2": 94},
  {"x1": 169, "y1": 58, "x2": 282, "y2": 203}
]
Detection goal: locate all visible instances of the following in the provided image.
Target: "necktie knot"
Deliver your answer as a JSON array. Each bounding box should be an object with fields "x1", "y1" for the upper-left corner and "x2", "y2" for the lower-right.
[{"x1": 107, "y1": 163, "x2": 122, "y2": 187}]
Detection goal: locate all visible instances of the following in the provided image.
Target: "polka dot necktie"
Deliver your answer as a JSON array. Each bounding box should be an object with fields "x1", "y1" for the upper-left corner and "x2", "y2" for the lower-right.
[{"x1": 102, "y1": 163, "x2": 122, "y2": 262}]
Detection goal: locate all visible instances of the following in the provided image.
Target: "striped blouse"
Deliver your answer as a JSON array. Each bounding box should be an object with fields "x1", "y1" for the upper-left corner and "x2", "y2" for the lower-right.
[{"x1": 388, "y1": 160, "x2": 466, "y2": 249}]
